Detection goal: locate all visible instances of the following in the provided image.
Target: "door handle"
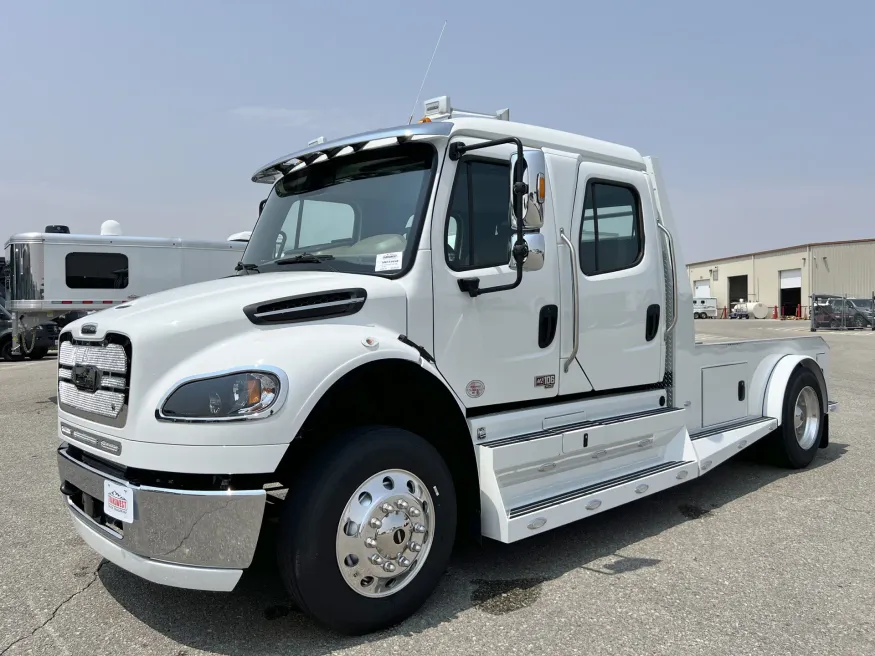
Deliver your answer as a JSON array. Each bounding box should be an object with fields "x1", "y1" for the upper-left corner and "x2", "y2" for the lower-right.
[
  {"x1": 559, "y1": 228, "x2": 579, "y2": 372},
  {"x1": 645, "y1": 304, "x2": 660, "y2": 341},
  {"x1": 538, "y1": 305, "x2": 558, "y2": 348}
]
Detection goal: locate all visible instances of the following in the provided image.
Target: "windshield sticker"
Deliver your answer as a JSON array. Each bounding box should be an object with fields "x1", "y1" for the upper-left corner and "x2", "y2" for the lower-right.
[{"x1": 375, "y1": 251, "x2": 403, "y2": 272}]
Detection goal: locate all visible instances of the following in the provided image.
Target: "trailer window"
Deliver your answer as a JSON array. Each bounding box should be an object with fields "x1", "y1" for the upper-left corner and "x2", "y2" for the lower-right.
[
  {"x1": 579, "y1": 181, "x2": 643, "y2": 276},
  {"x1": 65, "y1": 253, "x2": 129, "y2": 289},
  {"x1": 445, "y1": 159, "x2": 512, "y2": 271}
]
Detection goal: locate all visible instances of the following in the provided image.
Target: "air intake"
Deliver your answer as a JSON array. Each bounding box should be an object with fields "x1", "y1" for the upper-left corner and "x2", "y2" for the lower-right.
[{"x1": 243, "y1": 288, "x2": 367, "y2": 325}]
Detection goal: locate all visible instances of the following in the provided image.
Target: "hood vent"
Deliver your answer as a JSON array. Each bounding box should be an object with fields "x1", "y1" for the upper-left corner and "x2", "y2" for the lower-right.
[{"x1": 244, "y1": 288, "x2": 367, "y2": 325}]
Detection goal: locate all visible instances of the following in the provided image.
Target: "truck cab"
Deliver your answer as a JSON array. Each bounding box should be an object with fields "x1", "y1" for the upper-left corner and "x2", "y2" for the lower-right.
[{"x1": 54, "y1": 97, "x2": 836, "y2": 635}]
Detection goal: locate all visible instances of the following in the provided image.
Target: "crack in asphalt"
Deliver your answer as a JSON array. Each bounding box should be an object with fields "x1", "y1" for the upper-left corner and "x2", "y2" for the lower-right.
[
  {"x1": 0, "y1": 561, "x2": 105, "y2": 656},
  {"x1": 769, "y1": 490, "x2": 871, "y2": 516}
]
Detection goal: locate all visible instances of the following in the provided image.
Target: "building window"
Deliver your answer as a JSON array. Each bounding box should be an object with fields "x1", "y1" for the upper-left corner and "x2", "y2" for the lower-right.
[
  {"x1": 579, "y1": 181, "x2": 643, "y2": 276},
  {"x1": 445, "y1": 159, "x2": 513, "y2": 271},
  {"x1": 65, "y1": 253, "x2": 129, "y2": 289}
]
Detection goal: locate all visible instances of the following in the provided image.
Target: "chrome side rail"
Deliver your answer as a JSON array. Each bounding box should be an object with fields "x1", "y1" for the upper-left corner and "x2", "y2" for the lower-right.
[{"x1": 559, "y1": 228, "x2": 579, "y2": 373}]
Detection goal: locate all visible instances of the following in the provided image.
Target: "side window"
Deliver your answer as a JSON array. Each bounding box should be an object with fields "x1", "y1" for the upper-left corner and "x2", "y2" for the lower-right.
[
  {"x1": 445, "y1": 159, "x2": 512, "y2": 271},
  {"x1": 65, "y1": 252, "x2": 129, "y2": 289},
  {"x1": 579, "y1": 181, "x2": 643, "y2": 276},
  {"x1": 277, "y1": 200, "x2": 355, "y2": 256}
]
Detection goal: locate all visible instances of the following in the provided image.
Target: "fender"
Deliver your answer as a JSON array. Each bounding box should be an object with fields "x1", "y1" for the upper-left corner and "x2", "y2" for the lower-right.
[
  {"x1": 763, "y1": 354, "x2": 829, "y2": 429},
  {"x1": 289, "y1": 325, "x2": 469, "y2": 443}
]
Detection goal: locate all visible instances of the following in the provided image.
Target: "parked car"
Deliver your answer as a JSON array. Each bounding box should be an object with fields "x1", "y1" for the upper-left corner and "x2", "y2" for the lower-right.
[
  {"x1": 1, "y1": 304, "x2": 60, "y2": 361},
  {"x1": 827, "y1": 297, "x2": 873, "y2": 328}
]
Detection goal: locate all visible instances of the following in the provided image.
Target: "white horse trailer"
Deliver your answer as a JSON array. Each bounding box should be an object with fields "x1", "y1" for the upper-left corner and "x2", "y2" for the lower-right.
[
  {"x1": 693, "y1": 297, "x2": 717, "y2": 319},
  {"x1": 3, "y1": 225, "x2": 246, "y2": 358}
]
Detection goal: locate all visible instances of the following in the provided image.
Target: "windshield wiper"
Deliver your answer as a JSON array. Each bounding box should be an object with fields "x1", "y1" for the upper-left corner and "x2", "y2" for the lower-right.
[
  {"x1": 235, "y1": 261, "x2": 260, "y2": 274},
  {"x1": 275, "y1": 253, "x2": 336, "y2": 265}
]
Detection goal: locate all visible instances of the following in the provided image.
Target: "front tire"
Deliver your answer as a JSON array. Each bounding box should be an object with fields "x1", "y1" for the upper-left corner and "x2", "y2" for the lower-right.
[
  {"x1": 27, "y1": 346, "x2": 49, "y2": 360},
  {"x1": 276, "y1": 426, "x2": 457, "y2": 635},
  {"x1": 766, "y1": 367, "x2": 824, "y2": 468}
]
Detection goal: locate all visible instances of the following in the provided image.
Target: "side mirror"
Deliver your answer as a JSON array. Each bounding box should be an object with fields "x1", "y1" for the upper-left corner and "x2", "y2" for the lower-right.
[
  {"x1": 508, "y1": 233, "x2": 545, "y2": 272},
  {"x1": 509, "y1": 149, "x2": 546, "y2": 230},
  {"x1": 259, "y1": 199, "x2": 267, "y2": 216}
]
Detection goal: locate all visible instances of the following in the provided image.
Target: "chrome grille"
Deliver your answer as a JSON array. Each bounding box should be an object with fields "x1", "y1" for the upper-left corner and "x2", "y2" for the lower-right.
[
  {"x1": 58, "y1": 383, "x2": 125, "y2": 418},
  {"x1": 59, "y1": 341, "x2": 127, "y2": 374},
  {"x1": 57, "y1": 336, "x2": 131, "y2": 427}
]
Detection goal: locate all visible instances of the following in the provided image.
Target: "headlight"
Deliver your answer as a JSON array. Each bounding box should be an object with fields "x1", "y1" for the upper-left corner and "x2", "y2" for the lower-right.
[{"x1": 158, "y1": 369, "x2": 284, "y2": 421}]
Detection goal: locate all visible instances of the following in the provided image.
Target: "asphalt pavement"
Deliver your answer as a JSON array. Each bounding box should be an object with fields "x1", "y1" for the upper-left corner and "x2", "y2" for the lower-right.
[{"x1": 1, "y1": 320, "x2": 873, "y2": 655}]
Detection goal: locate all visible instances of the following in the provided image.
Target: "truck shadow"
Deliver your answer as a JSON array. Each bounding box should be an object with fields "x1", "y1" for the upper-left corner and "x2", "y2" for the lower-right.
[{"x1": 98, "y1": 442, "x2": 847, "y2": 655}]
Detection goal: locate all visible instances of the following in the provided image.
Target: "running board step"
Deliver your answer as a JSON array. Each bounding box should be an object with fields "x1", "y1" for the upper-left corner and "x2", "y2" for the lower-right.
[
  {"x1": 501, "y1": 459, "x2": 698, "y2": 542},
  {"x1": 691, "y1": 416, "x2": 778, "y2": 474}
]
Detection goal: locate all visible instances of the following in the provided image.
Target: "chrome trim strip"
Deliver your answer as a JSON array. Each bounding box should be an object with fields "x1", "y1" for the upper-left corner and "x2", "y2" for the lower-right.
[
  {"x1": 251, "y1": 121, "x2": 454, "y2": 182},
  {"x1": 483, "y1": 407, "x2": 683, "y2": 449},
  {"x1": 508, "y1": 460, "x2": 693, "y2": 518},
  {"x1": 657, "y1": 222, "x2": 678, "y2": 335},
  {"x1": 155, "y1": 364, "x2": 289, "y2": 423},
  {"x1": 252, "y1": 296, "x2": 365, "y2": 319},
  {"x1": 689, "y1": 416, "x2": 776, "y2": 441},
  {"x1": 559, "y1": 228, "x2": 579, "y2": 373}
]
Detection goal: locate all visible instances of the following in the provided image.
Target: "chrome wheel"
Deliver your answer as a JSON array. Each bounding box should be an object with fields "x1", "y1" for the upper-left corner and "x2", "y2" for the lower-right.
[
  {"x1": 793, "y1": 385, "x2": 820, "y2": 450},
  {"x1": 335, "y1": 468, "x2": 434, "y2": 598}
]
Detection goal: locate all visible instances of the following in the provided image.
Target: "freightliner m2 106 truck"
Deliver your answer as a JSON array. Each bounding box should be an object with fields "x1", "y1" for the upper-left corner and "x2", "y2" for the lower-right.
[{"x1": 55, "y1": 97, "x2": 838, "y2": 635}]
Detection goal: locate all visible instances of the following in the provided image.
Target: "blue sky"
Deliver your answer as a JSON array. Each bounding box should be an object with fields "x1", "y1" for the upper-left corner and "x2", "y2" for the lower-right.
[{"x1": 1, "y1": 0, "x2": 871, "y2": 261}]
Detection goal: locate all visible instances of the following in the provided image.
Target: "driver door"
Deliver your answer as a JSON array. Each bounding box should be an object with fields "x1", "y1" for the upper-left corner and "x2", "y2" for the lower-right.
[{"x1": 430, "y1": 141, "x2": 562, "y2": 407}]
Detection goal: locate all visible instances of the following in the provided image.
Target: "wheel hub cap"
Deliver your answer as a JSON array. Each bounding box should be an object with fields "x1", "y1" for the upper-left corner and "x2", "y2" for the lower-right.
[
  {"x1": 336, "y1": 469, "x2": 434, "y2": 598},
  {"x1": 793, "y1": 385, "x2": 820, "y2": 450}
]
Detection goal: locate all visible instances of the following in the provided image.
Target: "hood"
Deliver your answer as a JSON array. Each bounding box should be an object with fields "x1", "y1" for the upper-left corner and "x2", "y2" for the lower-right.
[{"x1": 62, "y1": 270, "x2": 409, "y2": 353}]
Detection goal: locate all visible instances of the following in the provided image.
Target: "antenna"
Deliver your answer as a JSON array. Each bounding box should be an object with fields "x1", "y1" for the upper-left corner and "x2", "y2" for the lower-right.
[{"x1": 407, "y1": 20, "x2": 447, "y2": 125}]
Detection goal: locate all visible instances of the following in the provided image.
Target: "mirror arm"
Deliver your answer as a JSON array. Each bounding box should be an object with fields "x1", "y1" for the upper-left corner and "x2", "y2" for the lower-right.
[{"x1": 450, "y1": 138, "x2": 530, "y2": 298}]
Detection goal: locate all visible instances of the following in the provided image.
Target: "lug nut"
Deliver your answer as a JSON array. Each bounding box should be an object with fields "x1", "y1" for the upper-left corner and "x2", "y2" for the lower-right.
[
  {"x1": 413, "y1": 523, "x2": 426, "y2": 533},
  {"x1": 398, "y1": 557, "x2": 411, "y2": 568},
  {"x1": 409, "y1": 541, "x2": 422, "y2": 552},
  {"x1": 369, "y1": 517, "x2": 382, "y2": 529},
  {"x1": 409, "y1": 508, "x2": 421, "y2": 517},
  {"x1": 365, "y1": 537, "x2": 377, "y2": 548},
  {"x1": 369, "y1": 554, "x2": 384, "y2": 565},
  {"x1": 380, "y1": 503, "x2": 395, "y2": 513},
  {"x1": 396, "y1": 499, "x2": 409, "y2": 509},
  {"x1": 383, "y1": 562, "x2": 396, "y2": 573}
]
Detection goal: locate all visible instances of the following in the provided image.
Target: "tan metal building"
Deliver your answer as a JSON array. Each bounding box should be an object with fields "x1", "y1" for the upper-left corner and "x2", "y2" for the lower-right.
[{"x1": 687, "y1": 239, "x2": 875, "y2": 316}]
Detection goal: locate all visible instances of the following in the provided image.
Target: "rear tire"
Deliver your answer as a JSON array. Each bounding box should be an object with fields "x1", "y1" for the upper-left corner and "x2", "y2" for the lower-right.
[
  {"x1": 765, "y1": 367, "x2": 824, "y2": 469},
  {"x1": 0, "y1": 338, "x2": 11, "y2": 362},
  {"x1": 276, "y1": 426, "x2": 457, "y2": 635}
]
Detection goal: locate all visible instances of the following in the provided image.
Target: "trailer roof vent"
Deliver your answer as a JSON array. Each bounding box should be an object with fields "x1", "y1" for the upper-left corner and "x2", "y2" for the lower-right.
[
  {"x1": 100, "y1": 220, "x2": 122, "y2": 236},
  {"x1": 45, "y1": 225, "x2": 70, "y2": 234}
]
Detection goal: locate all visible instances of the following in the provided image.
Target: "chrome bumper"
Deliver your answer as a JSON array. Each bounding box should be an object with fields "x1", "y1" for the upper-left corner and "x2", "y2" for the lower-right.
[
  {"x1": 828, "y1": 400, "x2": 839, "y2": 413},
  {"x1": 57, "y1": 446, "x2": 266, "y2": 589}
]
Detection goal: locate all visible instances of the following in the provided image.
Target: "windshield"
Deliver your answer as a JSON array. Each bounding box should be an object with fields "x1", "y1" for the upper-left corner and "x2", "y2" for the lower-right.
[
  {"x1": 242, "y1": 142, "x2": 437, "y2": 277},
  {"x1": 850, "y1": 298, "x2": 873, "y2": 310}
]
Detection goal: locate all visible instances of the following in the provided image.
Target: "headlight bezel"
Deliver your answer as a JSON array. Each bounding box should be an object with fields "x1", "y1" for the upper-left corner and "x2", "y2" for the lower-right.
[{"x1": 155, "y1": 365, "x2": 289, "y2": 423}]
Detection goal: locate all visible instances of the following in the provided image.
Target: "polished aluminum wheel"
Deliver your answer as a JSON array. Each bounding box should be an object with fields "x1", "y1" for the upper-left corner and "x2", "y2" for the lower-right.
[
  {"x1": 335, "y1": 469, "x2": 434, "y2": 598},
  {"x1": 793, "y1": 385, "x2": 820, "y2": 450}
]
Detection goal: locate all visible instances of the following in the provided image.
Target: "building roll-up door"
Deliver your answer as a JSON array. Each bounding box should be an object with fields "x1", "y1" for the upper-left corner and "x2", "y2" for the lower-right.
[
  {"x1": 694, "y1": 280, "x2": 711, "y2": 298},
  {"x1": 780, "y1": 269, "x2": 802, "y2": 289}
]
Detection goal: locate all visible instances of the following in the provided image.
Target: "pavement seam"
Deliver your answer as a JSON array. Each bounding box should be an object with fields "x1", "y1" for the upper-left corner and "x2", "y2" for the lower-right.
[{"x1": 0, "y1": 561, "x2": 105, "y2": 656}]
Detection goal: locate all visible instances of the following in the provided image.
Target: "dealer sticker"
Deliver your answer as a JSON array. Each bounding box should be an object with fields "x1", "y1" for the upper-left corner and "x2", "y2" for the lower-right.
[
  {"x1": 375, "y1": 251, "x2": 403, "y2": 272},
  {"x1": 103, "y1": 480, "x2": 134, "y2": 523}
]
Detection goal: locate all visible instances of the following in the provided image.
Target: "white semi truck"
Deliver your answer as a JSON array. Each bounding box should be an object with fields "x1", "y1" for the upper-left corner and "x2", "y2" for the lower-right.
[{"x1": 55, "y1": 97, "x2": 838, "y2": 635}]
